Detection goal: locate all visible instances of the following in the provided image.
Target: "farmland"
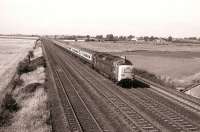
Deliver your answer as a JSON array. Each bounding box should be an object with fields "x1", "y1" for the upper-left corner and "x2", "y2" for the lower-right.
[
  {"x1": 70, "y1": 41, "x2": 200, "y2": 52},
  {"x1": 0, "y1": 38, "x2": 51, "y2": 131},
  {"x1": 0, "y1": 38, "x2": 34, "y2": 97},
  {"x1": 70, "y1": 41, "x2": 200, "y2": 93}
]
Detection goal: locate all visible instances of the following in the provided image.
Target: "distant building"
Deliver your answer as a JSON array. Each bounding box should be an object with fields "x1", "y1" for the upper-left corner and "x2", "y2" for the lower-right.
[
  {"x1": 85, "y1": 38, "x2": 96, "y2": 42},
  {"x1": 63, "y1": 39, "x2": 76, "y2": 42},
  {"x1": 154, "y1": 38, "x2": 167, "y2": 44},
  {"x1": 77, "y1": 39, "x2": 85, "y2": 42},
  {"x1": 131, "y1": 37, "x2": 138, "y2": 41}
]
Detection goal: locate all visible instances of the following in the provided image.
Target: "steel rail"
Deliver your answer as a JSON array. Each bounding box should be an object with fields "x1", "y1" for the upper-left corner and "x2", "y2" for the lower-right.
[
  {"x1": 46, "y1": 41, "x2": 103, "y2": 132},
  {"x1": 54, "y1": 40, "x2": 200, "y2": 131},
  {"x1": 55, "y1": 44, "x2": 161, "y2": 132}
]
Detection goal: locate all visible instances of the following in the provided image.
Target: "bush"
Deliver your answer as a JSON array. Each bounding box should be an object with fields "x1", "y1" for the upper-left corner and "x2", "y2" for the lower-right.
[
  {"x1": 13, "y1": 77, "x2": 24, "y2": 86},
  {"x1": 22, "y1": 83, "x2": 42, "y2": 94},
  {"x1": 134, "y1": 68, "x2": 176, "y2": 89},
  {"x1": 1, "y1": 94, "x2": 19, "y2": 112},
  {"x1": 28, "y1": 50, "x2": 34, "y2": 58},
  {"x1": 43, "y1": 60, "x2": 47, "y2": 68},
  {"x1": 0, "y1": 109, "x2": 13, "y2": 127},
  {"x1": 0, "y1": 94, "x2": 20, "y2": 127},
  {"x1": 17, "y1": 60, "x2": 35, "y2": 75}
]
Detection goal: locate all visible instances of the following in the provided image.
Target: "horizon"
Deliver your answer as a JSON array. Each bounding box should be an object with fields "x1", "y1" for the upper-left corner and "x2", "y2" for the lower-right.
[
  {"x1": 1, "y1": 0, "x2": 200, "y2": 38},
  {"x1": 0, "y1": 33, "x2": 200, "y2": 40}
]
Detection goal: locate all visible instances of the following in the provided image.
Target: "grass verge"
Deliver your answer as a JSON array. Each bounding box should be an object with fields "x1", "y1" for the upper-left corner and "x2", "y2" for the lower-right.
[
  {"x1": 0, "y1": 45, "x2": 51, "y2": 132},
  {"x1": 134, "y1": 68, "x2": 176, "y2": 89}
]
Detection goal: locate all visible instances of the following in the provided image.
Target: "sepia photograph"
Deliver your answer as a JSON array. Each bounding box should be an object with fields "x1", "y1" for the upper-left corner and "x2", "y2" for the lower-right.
[{"x1": 0, "y1": 0, "x2": 200, "y2": 131}]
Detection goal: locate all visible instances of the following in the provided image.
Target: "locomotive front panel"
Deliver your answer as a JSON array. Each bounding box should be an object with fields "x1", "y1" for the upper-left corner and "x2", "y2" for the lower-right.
[{"x1": 118, "y1": 65, "x2": 134, "y2": 81}]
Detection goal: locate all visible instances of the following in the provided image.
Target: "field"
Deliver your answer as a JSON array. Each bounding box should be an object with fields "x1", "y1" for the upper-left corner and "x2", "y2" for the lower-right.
[
  {"x1": 0, "y1": 39, "x2": 50, "y2": 131},
  {"x1": 0, "y1": 38, "x2": 34, "y2": 95},
  {"x1": 70, "y1": 41, "x2": 200, "y2": 94},
  {"x1": 70, "y1": 41, "x2": 200, "y2": 52}
]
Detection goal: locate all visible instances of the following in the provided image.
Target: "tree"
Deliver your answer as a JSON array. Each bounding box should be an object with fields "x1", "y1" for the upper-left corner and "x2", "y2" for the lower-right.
[
  {"x1": 128, "y1": 35, "x2": 134, "y2": 40},
  {"x1": 149, "y1": 36, "x2": 155, "y2": 41},
  {"x1": 86, "y1": 35, "x2": 90, "y2": 41},
  {"x1": 96, "y1": 35, "x2": 103, "y2": 42},
  {"x1": 168, "y1": 36, "x2": 173, "y2": 41},
  {"x1": 119, "y1": 36, "x2": 126, "y2": 41},
  {"x1": 106, "y1": 34, "x2": 114, "y2": 41},
  {"x1": 123, "y1": 36, "x2": 127, "y2": 41},
  {"x1": 96, "y1": 35, "x2": 103, "y2": 40},
  {"x1": 144, "y1": 36, "x2": 149, "y2": 41},
  {"x1": 188, "y1": 37, "x2": 197, "y2": 40},
  {"x1": 71, "y1": 35, "x2": 77, "y2": 40}
]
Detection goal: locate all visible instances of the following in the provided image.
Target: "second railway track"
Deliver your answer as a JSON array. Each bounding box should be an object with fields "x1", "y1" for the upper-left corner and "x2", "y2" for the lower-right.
[{"x1": 58, "y1": 43, "x2": 200, "y2": 131}]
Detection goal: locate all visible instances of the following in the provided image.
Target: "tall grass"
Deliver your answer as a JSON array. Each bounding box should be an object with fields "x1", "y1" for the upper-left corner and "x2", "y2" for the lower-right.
[
  {"x1": 134, "y1": 68, "x2": 176, "y2": 89},
  {"x1": 0, "y1": 93, "x2": 20, "y2": 127},
  {"x1": 0, "y1": 46, "x2": 51, "y2": 131},
  {"x1": 10, "y1": 87, "x2": 51, "y2": 132}
]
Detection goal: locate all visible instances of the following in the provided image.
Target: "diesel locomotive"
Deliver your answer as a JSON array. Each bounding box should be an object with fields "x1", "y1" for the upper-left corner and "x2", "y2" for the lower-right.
[{"x1": 54, "y1": 40, "x2": 134, "y2": 86}]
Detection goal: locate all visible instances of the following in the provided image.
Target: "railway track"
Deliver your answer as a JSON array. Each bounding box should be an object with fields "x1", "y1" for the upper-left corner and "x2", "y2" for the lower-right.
[
  {"x1": 132, "y1": 89, "x2": 200, "y2": 125},
  {"x1": 55, "y1": 39, "x2": 200, "y2": 112},
  {"x1": 43, "y1": 38, "x2": 200, "y2": 132},
  {"x1": 47, "y1": 40, "x2": 138, "y2": 131},
  {"x1": 43, "y1": 42, "x2": 82, "y2": 132},
  {"x1": 42, "y1": 42, "x2": 70, "y2": 131},
  {"x1": 43, "y1": 40, "x2": 103, "y2": 132},
  {"x1": 123, "y1": 88, "x2": 200, "y2": 131},
  {"x1": 134, "y1": 75, "x2": 200, "y2": 113},
  {"x1": 58, "y1": 45, "x2": 200, "y2": 131},
  {"x1": 56, "y1": 39, "x2": 200, "y2": 113},
  {"x1": 55, "y1": 43, "x2": 160, "y2": 131},
  {"x1": 55, "y1": 56, "x2": 130, "y2": 132}
]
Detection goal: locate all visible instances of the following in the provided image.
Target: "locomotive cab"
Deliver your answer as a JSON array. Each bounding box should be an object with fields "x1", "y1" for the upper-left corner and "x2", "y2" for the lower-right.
[
  {"x1": 116, "y1": 60, "x2": 133, "y2": 82},
  {"x1": 93, "y1": 53, "x2": 133, "y2": 87},
  {"x1": 113, "y1": 59, "x2": 133, "y2": 88},
  {"x1": 118, "y1": 65, "x2": 133, "y2": 81}
]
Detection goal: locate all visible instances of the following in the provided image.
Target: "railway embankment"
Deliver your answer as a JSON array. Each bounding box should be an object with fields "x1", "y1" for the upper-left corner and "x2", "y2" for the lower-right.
[
  {"x1": 134, "y1": 68, "x2": 176, "y2": 89},
  {"x1": 0, "y1": 40, "x2": 51, "y2": 132},
  {"x1": 134, "y1": 68, "x2": 200, "y2": 99}
]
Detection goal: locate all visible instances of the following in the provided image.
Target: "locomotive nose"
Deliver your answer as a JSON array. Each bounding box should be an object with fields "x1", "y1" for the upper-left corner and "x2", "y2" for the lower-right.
[
  {"x1": 117, "y1": 65, "x2": 134, "y2": 88},
  {"x1": 118, "y1": 65, "x2": 134, "y2": 82}
]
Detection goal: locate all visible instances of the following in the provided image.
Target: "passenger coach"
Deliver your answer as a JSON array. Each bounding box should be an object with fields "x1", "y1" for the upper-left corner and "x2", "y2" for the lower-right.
[{"x1": 55, "y1": 41, "x2": 134, "y2": 87}]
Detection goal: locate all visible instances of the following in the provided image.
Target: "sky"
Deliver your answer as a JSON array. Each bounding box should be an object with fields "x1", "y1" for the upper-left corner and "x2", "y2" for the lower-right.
[{"x1": 1, "y1": 0, "x2": 200, "y2": 37}]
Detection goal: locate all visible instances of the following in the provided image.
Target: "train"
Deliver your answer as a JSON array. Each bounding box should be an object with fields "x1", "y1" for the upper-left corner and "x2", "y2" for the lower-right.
[{"x1": 54, "y1": 40, "x2": 134, "y2": 87}]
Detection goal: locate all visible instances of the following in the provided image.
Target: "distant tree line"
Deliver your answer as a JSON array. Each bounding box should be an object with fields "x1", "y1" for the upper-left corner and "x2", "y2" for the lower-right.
[
  {"x1": 53, "y1": 34, "x2": 200, "y2": 44},
  {"x1": 95, "y1": 34, "x2": 135, "y2": 41}
]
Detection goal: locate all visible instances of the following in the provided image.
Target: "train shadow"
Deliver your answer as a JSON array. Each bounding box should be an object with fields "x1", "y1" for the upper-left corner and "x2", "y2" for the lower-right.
[
  {"x1": 119, "y1": 79, "x2": 150, "y2": 89},
  {"x1": 132, "y1": 79, "x2": 150, "y2": 88}
]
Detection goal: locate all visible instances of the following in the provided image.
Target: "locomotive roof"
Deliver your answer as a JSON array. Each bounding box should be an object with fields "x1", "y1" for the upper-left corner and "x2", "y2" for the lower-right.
[
  {"x1": 79, "y1": 47, "x2": 96, "y2": 54},
  {"x1": 95, "y1": 52, "x2": 125, "y2": 62}
]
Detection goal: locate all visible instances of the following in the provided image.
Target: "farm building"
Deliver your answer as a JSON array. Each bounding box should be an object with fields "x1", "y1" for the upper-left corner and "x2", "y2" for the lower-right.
[
  {"x1": 154, "y1": 38, "x2": 167, "y2": 44},
  {"x1": 131, "y1": 37, "x2": 138, "y2": 42}
]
